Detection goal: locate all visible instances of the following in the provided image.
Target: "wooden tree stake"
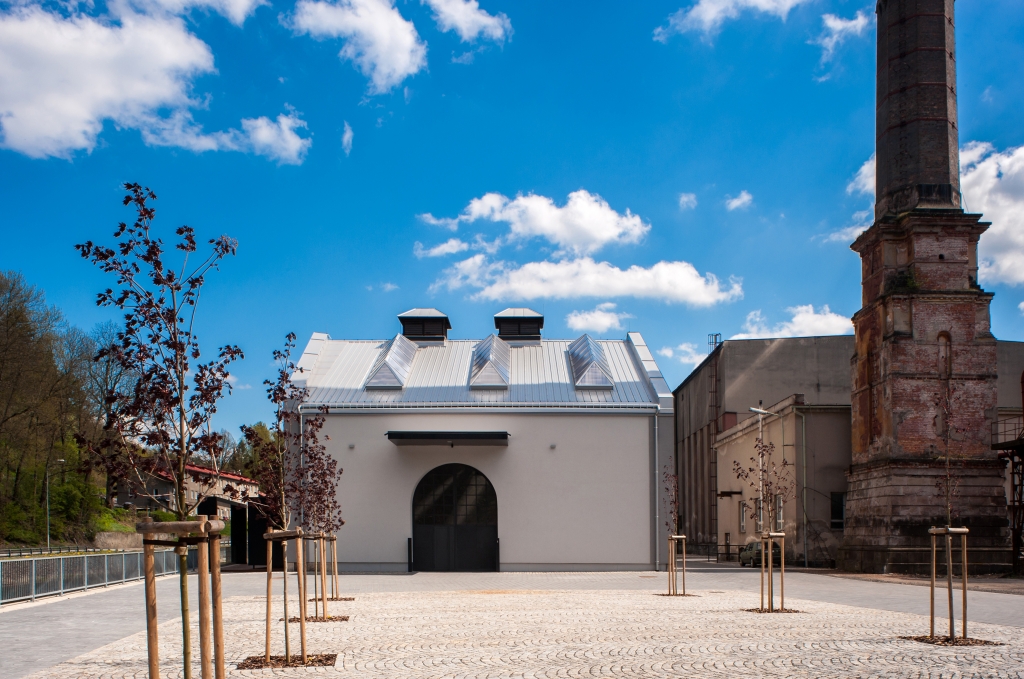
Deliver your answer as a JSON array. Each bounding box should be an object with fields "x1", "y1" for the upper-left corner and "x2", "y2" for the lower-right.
[
  {"x1": 142, "y1": 520, "x2": 159, "y2": 679},
  {"x1": 265, "y1": 530, "x2": 273, "y2": 662},
  {"x1": 196, "y1": 516, "x2": 213, "y2": 679},
  {"x1": 210, "y1": 530, "x2": 225, "y2": 679}
]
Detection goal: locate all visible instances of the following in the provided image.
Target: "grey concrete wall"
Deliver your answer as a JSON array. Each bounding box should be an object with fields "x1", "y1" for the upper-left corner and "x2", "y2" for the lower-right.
[{"x1": 320, "y1": 411, "x2": 656, "y2": 571}]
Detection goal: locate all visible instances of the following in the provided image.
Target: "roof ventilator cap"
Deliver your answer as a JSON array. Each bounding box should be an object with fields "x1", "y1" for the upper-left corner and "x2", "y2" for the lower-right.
[
  {"x1": 568, "y1": 334, "x2": 614, "y2": 389},
  {"x1": 469, "y1": 334, "x2": 511, "y2": 389},
  {"x1": 397, "y1": 308, "x2": 451, "y2": 341},
  {"x1": 494, "y1": 307, "x2": 544, "y2": 341},
  {"x1": 365, "y1": 333, "x2": 418, "y2": 389}
]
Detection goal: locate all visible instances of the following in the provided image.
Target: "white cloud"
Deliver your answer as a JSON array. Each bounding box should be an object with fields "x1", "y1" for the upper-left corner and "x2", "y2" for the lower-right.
[
  {"x1": 421, "y1": 190, "x2": 651, "y2": 256},
  {"x1": 811, "y1": 11, "x2": 870, "y2": 65},
  {"x1": 847, "y1": 153, "x2": 875, "y2": 196},
  {"x1": 291, "y1": 0, "x2": 427, "y2": 93},
  {"x1": 654, "y1": 0, "x2": 812, "y2": 40},
  {"x1": 678, "y1": 193, "x2": 698, "y2": 210},
  {"x1": 725, "y1": 190, "x2": 753, "y2": 211},
  {"x1": 565, "y1": 303, "x2": 634, "y2": 334},
  {"x1": 434, "y1": 255, "x2": 743, "y2": 305},
  {"x1": 414, "y1": 238, "x2": 469, "y2": 258},
  {"x1": 962, "y1": 142, "x2": 1024, "y2": 286},
  {"x1": 0, "y1": 7, "x2": 311, "y2": 162},
  {"x1": 731, "y1": 304, "x2": 852, "y2": 339},
  {"x1": 0, "y1": 8, "x2": 213, "y2": 158},
  {"x1": 823, "y1": 223, "x2": 868, "y2": 244},
  {"x1": 240, "y1": 113, "x2": 312, "y2": 164},
  {"x1": 1019, "y1": 301, "x2": 1024, "y2": 316},
  {"x1": 342, "y1": 121, "x2": 354, "y2": 155},
  {"x1": 422, "y1": 0, "x2": 510, "y2": 42},
  {"x1": 382, "y1": 282, "x2": 399, "y2": 291},
  {"x1": 658, "y1": 342, "x2": 706, "y2": 368},
  {"x1": 134, "y1": 0, "x2": 266, "y2": 25}
]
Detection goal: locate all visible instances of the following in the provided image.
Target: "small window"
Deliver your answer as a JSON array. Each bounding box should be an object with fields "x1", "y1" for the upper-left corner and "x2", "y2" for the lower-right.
[
  {"x1": 775, "y1": 494, "x2": 784, "y2": 532},
  {"x1": 738, "y1": 501, "x2": 746, "y2": 533},
  {"x1": 831, "y1": 492, "x2": 846, "y2": 530},
  {"x1": 755, "y1": 498, "x2": 764, "y2": 533}
]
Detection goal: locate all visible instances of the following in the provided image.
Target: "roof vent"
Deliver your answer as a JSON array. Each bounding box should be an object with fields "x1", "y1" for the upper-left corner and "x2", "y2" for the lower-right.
[
  {"x1": 398, "y1": 308, "x2": 451, "y2": 341},
  {"x1": 568, "y1": 334, "x2": 614, "y2": 389},
  {"x1": 494, "y1": 308, "x2": 544, "y2": 340},
  {"x1": 365, "y1": 334, "x2": 418, "y2": 389},
  {"x1": 470, "y1": 334, "x2": 511, "y2": 389}
]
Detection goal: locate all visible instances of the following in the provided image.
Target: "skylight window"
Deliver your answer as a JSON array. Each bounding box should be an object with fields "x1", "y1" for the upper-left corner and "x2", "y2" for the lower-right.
[
  {"x1": 469, "y1": 334, "x2": 511, "y2": 389},
  {"x1": 365, "y1": 334, "x2": 418, "y2": 389},
  {"x1": 568, "y1": 334, "x2": 614, "y2": 389}
]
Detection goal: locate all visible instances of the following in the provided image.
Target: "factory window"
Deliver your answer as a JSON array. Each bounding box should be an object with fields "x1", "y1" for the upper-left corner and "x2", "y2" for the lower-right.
[{"x1": 831, "y1": 492, "x2": 846, "y2": 530}]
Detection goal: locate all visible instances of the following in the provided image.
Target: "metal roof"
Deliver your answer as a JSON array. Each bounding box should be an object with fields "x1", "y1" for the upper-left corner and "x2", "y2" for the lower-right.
[
  {"x1": 397, "y1": 308, "x2": 449, "y2": 318},
  {"x1": 494, "y1": 308, "x2": 543, "y2": 318},
  {"x1": 293, "y1": 331, "x2": 673, "y2": 413}
]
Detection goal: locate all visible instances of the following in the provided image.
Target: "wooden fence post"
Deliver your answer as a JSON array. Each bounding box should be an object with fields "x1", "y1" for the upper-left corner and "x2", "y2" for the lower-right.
[
  {"x1": 265, "y1": 529, "x2": 273, "y2": 662},
  {"x1": 296, "y1": 538, "x2": 307, "y2": 664}
]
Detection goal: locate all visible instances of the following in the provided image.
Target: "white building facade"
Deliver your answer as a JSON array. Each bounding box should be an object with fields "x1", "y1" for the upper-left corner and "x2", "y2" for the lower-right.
[{"x1": 293, "y1": 309, "x2": 674, "y2": 572}]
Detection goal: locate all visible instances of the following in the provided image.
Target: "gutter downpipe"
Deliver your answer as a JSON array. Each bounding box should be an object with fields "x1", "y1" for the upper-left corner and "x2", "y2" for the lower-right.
[
  {"x1": 654, "y1": 407, "x2": 660, "y2": 572},
  {"x1": 796, "y1": 409, "x2": 808, "y2": 568}
]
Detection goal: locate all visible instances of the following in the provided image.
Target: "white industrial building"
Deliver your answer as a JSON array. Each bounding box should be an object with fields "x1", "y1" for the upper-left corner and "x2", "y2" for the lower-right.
[{"x1": 292, "y1": 308, "x2": 674, "y2": 572}]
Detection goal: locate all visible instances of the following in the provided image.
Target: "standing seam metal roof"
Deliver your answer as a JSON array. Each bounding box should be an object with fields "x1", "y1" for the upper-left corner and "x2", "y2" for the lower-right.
[{"x1": 293, "y1": 333, "x2": 671, "y2": 411}]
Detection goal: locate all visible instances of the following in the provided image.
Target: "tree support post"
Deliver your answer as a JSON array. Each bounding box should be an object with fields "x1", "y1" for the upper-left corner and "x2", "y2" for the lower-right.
[
  {"x1": 210, "y1": 530, "x2": 225, "y2": 679},
  {"x1": 264, "y1": 529, "x2": 273, "y2": 662},
  {"x1": 330, "y1": 536, "x2": 338, "y2": 600},
  {"x1": 296, "y1": 537, "x2": 307, "y2": 663},
  {"x1": 141, "y1": 518, "x2": 159, "y2": 679},
  {"x1": 928, "y1": 526, "x2": 969, "y2": 640},
  {"x1": 196, "y1": 516, "x2": 213, "y2": 679},
  {"x1": 320, "y1": 536, "x2": 329, "y2": 618}
]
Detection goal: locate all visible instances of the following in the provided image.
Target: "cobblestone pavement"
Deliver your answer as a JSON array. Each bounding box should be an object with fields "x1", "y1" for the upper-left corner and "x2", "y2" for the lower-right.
[{"x1": 24, "y1": 587, "x2": 1024, "y2": 678}]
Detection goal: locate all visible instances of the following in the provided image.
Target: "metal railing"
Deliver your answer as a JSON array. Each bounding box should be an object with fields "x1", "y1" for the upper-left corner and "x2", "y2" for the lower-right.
[
  {"x1": 0, "y1": 542, "x2": 230, "y2": 606},
  {"x1": 0, "y1": 546, "x2": 110, "y2": 559}
]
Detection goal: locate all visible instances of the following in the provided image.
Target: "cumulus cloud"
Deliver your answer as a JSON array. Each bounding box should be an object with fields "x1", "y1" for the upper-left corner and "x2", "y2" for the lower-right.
[
  {"x1": 821, "y1": 209, "x2": 871, "y2": 244},
  {"x1": 342, "y1": 121, "x2": 353, "y2": 155},
  {"x1": 565, "y1": 302, "x2": 634, "y2": 334},
  {"x1": 291, "y1": 0, "x2": 427, "y2": 93},
  {"x1": 433, "y1": 254, "x2": 743, "y2": 305},
  {"x1": 1019, "y1": 301, "x2": 1024, "y2": 316},
  {"x1": 422, "y1": 0, "x2": 510, "y2": 42},
  {"x1": 420, "y1": 190, "x2": 651, "y2": 256},
  {"x1": 414, "y1": 238, "x2": 469, "y2": 258},
  {"x1": 811, "y1": 11, "x2": 870, "y2": 65},
  {"x1": 725, "y1": 190, "x2": 753, "y2": 211},
  {"x1": 135, "y1": 0, "x2": 266, "y2": 25},
  {"x1": 678, "y1": 193, "x2": 698, "y2": 210},
  {"x1": 0, "y1": 6, "x2": 310, "y2": 161},
  {"x1": 658, "y1": 342, "x2": 706, "y2": 368},
  {"x1": 847, "y1": 153, "x2": 875, "y2": 196},
  {"x1": 961, "y1": 142, "x2": 1024, "y2": 285},
  {"x1": 654, "y1": 0, "x2": 812, "y2": 40},
  {"x1": 0, "y1": 8, "x2": 213, "y2": 158},
  {"x1": 731, "y1": 304, "x2": 852, "y2": 339}
]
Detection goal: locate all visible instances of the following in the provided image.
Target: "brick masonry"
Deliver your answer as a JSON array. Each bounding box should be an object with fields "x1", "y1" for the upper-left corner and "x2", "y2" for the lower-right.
[{"x1": 841, "y1": 0, "x2": 1011, "y2": 574}]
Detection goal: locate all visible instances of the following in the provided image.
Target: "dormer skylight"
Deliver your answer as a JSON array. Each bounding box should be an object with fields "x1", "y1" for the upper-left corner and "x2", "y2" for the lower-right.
[
  {"x1": 469, "y1": 334, "x2": 511, "y2": 389},
  {"x1": 568, "y1": 334, "x2": 614, "y2": 389},
  {"x1": 365, "y1": 333, "x2": 418, "y2": 389}
]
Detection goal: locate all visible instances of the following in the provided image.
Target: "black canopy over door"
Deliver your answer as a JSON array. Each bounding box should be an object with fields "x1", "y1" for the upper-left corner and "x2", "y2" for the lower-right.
[{"x1": 412, "y1": 464, "x2": 498, "y2": 571}]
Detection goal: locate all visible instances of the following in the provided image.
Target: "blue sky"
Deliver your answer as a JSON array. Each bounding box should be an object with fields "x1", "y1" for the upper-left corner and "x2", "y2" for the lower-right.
[{"x1": 2, "y1": 0, "x2": 1024, "y2": 434}]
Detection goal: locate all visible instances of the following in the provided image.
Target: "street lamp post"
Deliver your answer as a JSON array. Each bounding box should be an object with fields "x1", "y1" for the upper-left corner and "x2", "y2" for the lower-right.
[{"x1": 46, "y1": 459, "x2": 66, "y2": 552}]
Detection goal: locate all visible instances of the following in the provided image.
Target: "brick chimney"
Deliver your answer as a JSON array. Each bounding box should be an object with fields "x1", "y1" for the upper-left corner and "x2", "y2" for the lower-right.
[{"x1": 840, "y1": 0, "x2": 1010, "y2": 575}]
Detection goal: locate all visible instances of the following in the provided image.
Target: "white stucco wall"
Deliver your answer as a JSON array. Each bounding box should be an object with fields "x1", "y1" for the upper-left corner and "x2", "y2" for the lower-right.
[{"x1": 320, "y1": 411, "x2": 656, "y2": 571}]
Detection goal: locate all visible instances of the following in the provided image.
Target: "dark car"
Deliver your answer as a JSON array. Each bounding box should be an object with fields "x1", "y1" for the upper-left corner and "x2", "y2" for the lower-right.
[{"x1": 738, "y1": 540, "x2": 781, "y2": 567}]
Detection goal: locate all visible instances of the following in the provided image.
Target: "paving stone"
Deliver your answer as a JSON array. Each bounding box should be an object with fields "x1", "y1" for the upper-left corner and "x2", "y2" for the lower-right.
[{"x1": 23, "y1": 586, "x2": 1024, "y2": 678}]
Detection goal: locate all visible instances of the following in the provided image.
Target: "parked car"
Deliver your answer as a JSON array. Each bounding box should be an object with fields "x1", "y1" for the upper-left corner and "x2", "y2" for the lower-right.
[{"x1": 739, "y1": 540, "x2": 781, "y2": 567}]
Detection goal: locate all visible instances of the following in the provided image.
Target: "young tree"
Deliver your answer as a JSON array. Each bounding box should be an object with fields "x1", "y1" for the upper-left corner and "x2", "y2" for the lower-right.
[
  {"x1": 75, "y1": 183, "x2": 241, "y2": 679},
  {"x1": 934, "y1": 382, "x2": 968, "y2": 639}
]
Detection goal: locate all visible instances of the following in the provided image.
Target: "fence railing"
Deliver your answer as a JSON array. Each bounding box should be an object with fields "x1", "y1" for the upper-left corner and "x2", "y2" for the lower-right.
[
  {"x1": 0, "y1": 542, "x2": 230, "y2": 606},
  {"x1": 0, "y1": 546, "x2": 110, "y2": 559}
]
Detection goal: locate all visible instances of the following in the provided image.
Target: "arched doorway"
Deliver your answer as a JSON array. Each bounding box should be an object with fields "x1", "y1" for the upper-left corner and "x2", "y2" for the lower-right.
[{"x1": 412, "y1": 464, "x2": 498, "y2": 571}]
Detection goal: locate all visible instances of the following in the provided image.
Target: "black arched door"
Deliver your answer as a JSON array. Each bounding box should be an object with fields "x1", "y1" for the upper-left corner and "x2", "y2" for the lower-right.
[{"x1": 412, "y1": 464, "x2": 498, "y2": 571}]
